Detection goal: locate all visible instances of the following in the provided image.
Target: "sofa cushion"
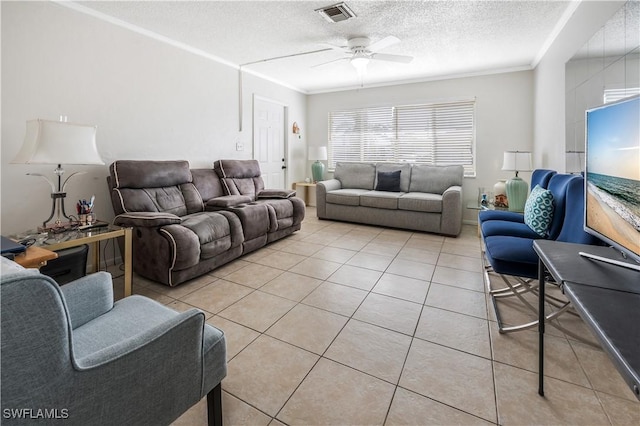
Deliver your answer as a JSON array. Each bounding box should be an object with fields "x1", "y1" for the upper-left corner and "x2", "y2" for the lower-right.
[
  {"x1": 375, "y1": 163, "x2": 411, "y2": 192},
  {"x1": 214, "y1": 159, "x2": 265, "y2": 199},
  {"x1": 398, "y1": 192, "x2": 443, "y2": 213},
  {"x1": 409, "y1": 165, "x2": 464, "y2": 194},
  {"x1": 181, "y1": 213, "x2": 232, "y2": 259},
  {"x1": 111, "y1": 160, "x2": 192, "y2": 189},
  {"x1": 191, "y1": 168, "x2": 226, "y2": 201},
  {"x1": 334, "y1": 162, "x2": 376, "y2": 190},
  {"x1": 110, "y1": 161, "x2": 204, "y2": 216},
  {"x1": 360, "y1": 191, "x2": 402, "y2": 210},
  {"x1": 326, "y1": 189, "x2": 368, "y2": 206},
  {"x1": 375, "y1": 171, "x2": 402, "y2": 192},
  {"x1": 117, "y1": 186, "x2": 188, "y2": 216}
]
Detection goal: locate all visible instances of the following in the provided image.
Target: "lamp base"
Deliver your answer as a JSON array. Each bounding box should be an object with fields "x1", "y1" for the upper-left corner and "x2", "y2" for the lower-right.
[
  {"x1": 506, "y1": 176, "x2": 528, "y2": 212},
  {"x1": 38, "y1": 221, "x2": 74, "y2": 233},
  {"x1": 311, "y1": 160, "x2": 325, "y2": 183}
]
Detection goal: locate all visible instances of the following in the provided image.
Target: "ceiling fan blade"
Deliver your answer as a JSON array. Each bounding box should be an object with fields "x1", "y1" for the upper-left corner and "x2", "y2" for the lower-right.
[
  {"x1": 367, "y1": 35, "x2": 400, "y2": 53},
  {"x1": 319, "y1": 42, "x2": 349, "y2": 52},
  {"x1": 370, "y1": 53, "x2": 413, "y2": 64},
  {"x1": 311, "y1": 57, "x2": 349, "y2": 68}
]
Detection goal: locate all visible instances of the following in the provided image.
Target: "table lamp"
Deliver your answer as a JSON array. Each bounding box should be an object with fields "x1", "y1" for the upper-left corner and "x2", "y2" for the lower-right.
[
  {"x1": 309, "y1": 146, "x2": 327, "y2": 183},
  {"x1": 501, "y1": 150, "x2": 532, "y2": 212},
  {"x1": 11, "y1": 118, "x2": 104, "y2": 229}
]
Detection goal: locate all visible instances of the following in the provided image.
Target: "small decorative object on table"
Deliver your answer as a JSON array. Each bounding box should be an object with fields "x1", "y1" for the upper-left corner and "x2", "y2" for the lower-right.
[
  {"x1": 76, "y1": 195, "x2": 96, "y2": 226},
  {"x1": 493, "y1": 179, "x2": 508, "y2": 208}
]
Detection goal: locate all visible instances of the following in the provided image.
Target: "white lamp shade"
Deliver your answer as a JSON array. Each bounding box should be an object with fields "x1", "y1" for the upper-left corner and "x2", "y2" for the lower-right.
[
  {"x1": 308, "y1": 146, "x2": 328, "y2": 161},
  {"x1": 501, "y1": 151, "x2": 532, "y2": 172},
  {"x1": 12, "y1": 119, "x2": 103, "y2": 165}
]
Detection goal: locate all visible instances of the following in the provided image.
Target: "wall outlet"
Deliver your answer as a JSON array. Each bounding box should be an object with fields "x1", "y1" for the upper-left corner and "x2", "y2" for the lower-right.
[{"x1": 236, "y1": 142, "x2": 244, "y2": 151}]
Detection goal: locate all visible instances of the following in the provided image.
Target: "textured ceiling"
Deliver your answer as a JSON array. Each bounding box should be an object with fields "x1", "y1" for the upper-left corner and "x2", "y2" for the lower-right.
[{"x1": 73, "y1": 0, "x2": 573, "y2": 93}]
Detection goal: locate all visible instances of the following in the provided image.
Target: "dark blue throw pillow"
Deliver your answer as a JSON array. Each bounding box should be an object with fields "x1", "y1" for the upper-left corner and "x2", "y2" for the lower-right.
[{"x1": 375, "y1": 170, "x2": 402, "y2": 192}]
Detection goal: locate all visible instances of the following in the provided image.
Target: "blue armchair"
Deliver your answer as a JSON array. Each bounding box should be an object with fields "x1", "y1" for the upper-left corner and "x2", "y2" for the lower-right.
[
  {"x1": 0, "y1": 257, "x2": 226, "y2": 425},
  {"x1": 483, "y1": 176, "x2": 601, "y2": 335},
  {"x1": 481, "y1": 173, "x2": 576, "y2": 239}
]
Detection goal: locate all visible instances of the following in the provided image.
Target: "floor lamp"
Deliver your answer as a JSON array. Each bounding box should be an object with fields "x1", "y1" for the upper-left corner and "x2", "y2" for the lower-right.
[
  {"x1": 501, "y1": 150, "x2": 532, "y2": 212},
  {"x1": 12, "y1": 118, "x2": 104, "y2": 230}
]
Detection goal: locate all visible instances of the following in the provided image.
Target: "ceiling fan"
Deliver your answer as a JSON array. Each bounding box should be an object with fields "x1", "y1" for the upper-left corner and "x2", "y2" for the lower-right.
[{"x1": 315, "y1": 36, "x2": 413, "y2": 75}]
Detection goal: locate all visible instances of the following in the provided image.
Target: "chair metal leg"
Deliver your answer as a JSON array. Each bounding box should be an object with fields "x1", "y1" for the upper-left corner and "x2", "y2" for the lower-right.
[
  {"x1": 207, "y1": 383, "x2": 223, "y2": 426},
  {"x1": 488, "y1": 272, "x2": 600, "y2": 346}
]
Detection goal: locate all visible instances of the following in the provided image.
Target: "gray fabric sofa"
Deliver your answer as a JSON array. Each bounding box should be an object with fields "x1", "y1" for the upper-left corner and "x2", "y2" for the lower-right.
[
  {"x1": 316, "y1": 162, "x2": 464, "y2": 236},
  {"x1": 0, "y1": 256, "x2": 226, "y2": 425},
  {"x1": 109, "y1": 160, "x2": 304, "y2": 286}
]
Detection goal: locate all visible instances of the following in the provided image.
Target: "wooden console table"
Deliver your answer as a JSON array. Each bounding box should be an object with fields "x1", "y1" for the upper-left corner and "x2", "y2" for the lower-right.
[{"x1": 533, "y1": 240, "x2": 640, "y2": 400}]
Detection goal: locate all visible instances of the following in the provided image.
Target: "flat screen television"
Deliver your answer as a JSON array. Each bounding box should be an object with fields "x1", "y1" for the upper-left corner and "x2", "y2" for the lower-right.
[{"x1": 583, "y1": 94, "x2": 640, "y2": 271}]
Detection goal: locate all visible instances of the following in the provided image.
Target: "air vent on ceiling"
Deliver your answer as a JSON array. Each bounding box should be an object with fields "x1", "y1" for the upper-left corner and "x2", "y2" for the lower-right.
[{"x1": 316, "y1": 2, "x2": 356, "y2": 23}]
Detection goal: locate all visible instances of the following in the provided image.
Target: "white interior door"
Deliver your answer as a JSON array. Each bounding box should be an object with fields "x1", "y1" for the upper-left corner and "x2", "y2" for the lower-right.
[{"x1": 253, "y1": 97, "x2": 286, "y2": 189}]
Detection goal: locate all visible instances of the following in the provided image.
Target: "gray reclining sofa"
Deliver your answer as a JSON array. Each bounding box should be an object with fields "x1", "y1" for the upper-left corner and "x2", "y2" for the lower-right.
[
  {"x1": 109, "y1": 159, "x2": 304, "y2": 286},
  {"x1": 316, "y1": 162, "x2": 463, "y2": 236}
]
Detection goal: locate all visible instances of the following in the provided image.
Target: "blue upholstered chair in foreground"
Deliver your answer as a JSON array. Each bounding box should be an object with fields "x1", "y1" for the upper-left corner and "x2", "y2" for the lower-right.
[
  {"x1": 483, "y1": 176, "x2": 601, "y2": 335},
  {"x1": 478, "y1": 169, "x2": 556, "y2": 224},
  {"x1": 481, "y1": 173, "x2": 576, "y2": 240},
  {"x1": 0, "y1": 257, "x2": 226, "y2": 426}
]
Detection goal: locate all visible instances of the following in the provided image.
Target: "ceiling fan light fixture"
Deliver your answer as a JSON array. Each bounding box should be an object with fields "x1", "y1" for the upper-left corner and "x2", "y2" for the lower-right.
[{"x1": 350, "y1": 53, "x2": 369, "y2": 76}]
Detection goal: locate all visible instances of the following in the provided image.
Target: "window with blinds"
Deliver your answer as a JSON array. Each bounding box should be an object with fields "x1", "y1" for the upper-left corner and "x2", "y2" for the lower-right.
[
  {"x1": 328, "y1": 99, "x2": 476, "y2": 177},
  {"x1": 603, "y1": 88, "x2": 640, "y2": 104}
]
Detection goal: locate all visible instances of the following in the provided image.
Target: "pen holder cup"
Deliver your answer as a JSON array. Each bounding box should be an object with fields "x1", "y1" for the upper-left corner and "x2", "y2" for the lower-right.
[{"x1": 79, "y1": 214, "x2": 95, "y2": 226}]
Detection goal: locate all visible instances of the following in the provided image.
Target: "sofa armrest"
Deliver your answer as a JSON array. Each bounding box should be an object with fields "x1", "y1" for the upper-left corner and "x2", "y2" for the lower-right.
[
  {"x1": 114, "y1": 212, "x2": 182, "y2": 228},
  {"x1": 205, "y1": 195, "x2": 252, "y2": 210},
  {"x1": 60, "y1": 272, "x2": 114, "y2": 329},
  {"x1": 315, "y1": 179, "x2": 341, "y2": 218},
  {"x1": 257, "y1": 189, "x2": 296, "y2": 199},
  {"x1": 73, "y1": 305, "x2": 205, "y2": 370},
  {"x1": 441, "y1": 185, "x2": 463, "y2": 236}
]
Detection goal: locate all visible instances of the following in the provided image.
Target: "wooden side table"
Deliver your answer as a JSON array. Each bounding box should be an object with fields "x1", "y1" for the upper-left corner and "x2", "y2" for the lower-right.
[
  {"x1": 293, "y1": 182, "x2": 317, "y2": 207},
  {"x1": 13, "y1": 245, "x2": 58, "y2": 269}
]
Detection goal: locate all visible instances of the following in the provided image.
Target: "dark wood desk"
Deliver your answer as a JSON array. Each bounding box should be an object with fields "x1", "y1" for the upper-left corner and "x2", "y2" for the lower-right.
[{"x1": 533, "y1": 240, "x2": 640, "y2": 400}]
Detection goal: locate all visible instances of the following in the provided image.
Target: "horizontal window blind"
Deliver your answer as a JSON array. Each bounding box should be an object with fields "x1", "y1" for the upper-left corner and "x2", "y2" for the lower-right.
[
  {"x1": 328, "y1": 99, "x2": 476, "y2": 177},
  {"x1": 603, "y1": 88, "x2": 640, "y2": 104}
]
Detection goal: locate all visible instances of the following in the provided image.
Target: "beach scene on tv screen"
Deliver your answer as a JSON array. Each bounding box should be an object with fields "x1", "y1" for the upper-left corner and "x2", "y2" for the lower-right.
[{"x1": 586, "y1": 97, "x2": 640, "y2": 255}]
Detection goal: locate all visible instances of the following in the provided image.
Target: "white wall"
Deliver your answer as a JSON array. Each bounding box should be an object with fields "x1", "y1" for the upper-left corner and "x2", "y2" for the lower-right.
[
  {"x1": 1, "y1": 1, "x2": 306, "y2": 235},
  {"x1": 533, "y1": 0, "x2": 625, "y2": 171},
  {"x1": 307, "y1": 71, "x2": 534, "y2": 223}
]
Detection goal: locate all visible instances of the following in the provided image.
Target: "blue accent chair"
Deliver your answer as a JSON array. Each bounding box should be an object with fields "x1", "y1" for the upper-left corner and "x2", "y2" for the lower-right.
[
  {"x1": 483, "y1": 176, "x2": 602, "y2": 335},
  {"x1": 481, "y1": 173, "x2": 576, "y2": 239},
  {"x1": 0, "y1": 258, "x2": 227, "y2": 425}
]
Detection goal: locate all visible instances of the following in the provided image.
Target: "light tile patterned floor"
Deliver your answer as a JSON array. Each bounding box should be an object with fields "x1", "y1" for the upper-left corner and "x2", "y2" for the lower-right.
[{"x1": 110, "y1": 207, "x2": 639, "y2": 425}]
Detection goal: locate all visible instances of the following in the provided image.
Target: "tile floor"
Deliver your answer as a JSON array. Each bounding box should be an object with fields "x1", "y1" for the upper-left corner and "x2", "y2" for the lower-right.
[{"x1": 110, "y1": 207, "x2": 639, "y2": 425}]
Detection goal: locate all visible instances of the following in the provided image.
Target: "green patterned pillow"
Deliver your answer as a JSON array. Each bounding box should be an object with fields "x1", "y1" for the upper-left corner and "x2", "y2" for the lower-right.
[{"x1": 524, "y1": 185, "x2": 555, "y2": 237}]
